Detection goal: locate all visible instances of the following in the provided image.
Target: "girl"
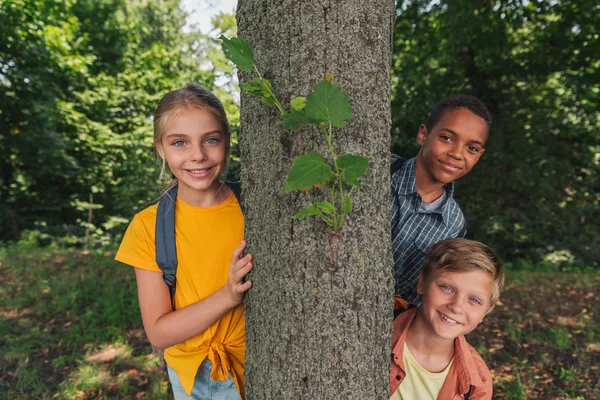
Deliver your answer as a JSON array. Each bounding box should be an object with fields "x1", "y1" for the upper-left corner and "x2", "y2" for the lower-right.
[{"x1": 115, "y1": 84, "x2": 252, "y2": 399}]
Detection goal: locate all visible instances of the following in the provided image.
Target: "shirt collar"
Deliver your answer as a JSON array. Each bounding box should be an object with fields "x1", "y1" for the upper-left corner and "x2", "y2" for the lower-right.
[
  {"x1": 391, "y1": 308, "x2": 486, "y2": 393},
  {"x1": 394, "y1": 158, "x2": 456, "y2": 223}
]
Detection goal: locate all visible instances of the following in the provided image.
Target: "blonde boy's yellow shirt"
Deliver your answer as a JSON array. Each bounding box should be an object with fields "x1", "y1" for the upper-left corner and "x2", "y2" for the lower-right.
[
  {"x1": 390, "y1": 343, "x2": 453, "y2": 400},
  {"x1": 115, "y1": 193, "x2": 245, "y2": 397}
]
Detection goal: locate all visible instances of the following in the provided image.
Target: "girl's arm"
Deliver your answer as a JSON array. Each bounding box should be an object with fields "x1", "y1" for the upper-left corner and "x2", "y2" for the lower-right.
[{"x1": 134, "y1": 240, "x2": 253, "y2": 349}]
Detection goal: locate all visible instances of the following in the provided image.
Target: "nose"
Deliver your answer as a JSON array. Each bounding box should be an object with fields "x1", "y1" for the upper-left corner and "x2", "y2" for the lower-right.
[
  {"x1": 190, "y1": 144, "x2": 206, "y2": 162},
  {"x1": 447, "y1": 143, "x2": 463, "y2": 160},
  {"x1": 446, "y1": 296, "x2": 465, "y2": 315}
]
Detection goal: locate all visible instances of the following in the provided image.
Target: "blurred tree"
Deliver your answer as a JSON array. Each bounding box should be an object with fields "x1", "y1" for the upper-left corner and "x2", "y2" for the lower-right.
[
  {"x1": 391, "y1": 0, "x2": 599, "y2": 268},
  {"x1": 0, "y1": 0, "x2": 237, "y2": 245}
]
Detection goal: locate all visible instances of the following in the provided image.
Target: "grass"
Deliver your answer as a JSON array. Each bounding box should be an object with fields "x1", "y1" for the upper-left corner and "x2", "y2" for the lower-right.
[
  {"x1": 1, "y1": 247, "x2": 599, "y2": 399},
  {"x1": 0, "y1": 246, "x2": 171, "y2": 399},
  {"x1": 467, "y1": 270, "x2": 600, "y2": 399}
]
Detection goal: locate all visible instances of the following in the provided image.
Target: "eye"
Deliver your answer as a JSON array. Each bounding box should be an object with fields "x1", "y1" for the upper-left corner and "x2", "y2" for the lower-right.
[
  {"x1": 467, "y1": 145, "x2": 480, "y2": 153},
  {"x1": 172, "y1": 140, "x2": 186, "y2": 147},
  {"x1": 469, "y1": 297, "x2": 482, "y2": 305},
  {"x1": 440, "y1": 285, "x2": 453, "y2": 293},
  {"x1": 440, "y1": 135, "x2": 452, "y2": 142},
  {"x1": 206, "y1": 137, "x2": 220, "y2": 145}
]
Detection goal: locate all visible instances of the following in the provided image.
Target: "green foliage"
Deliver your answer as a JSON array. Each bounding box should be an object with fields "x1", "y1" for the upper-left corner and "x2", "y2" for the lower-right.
[
  {"x1": 0, "y1": 0, "x2": 238, "y2": 246},
  {"x1": 337, "y1": 154, "x2": 370, "y2": 189},
  {"x1": 290, "y1": 96, "x2": 306, "y2": 112},
  {"x1": 391, "y1": 0, "x2": 600, "y2": 268},
  {"x1": 282, "y1": 152, "x2": 333, "y2": 193},
  {"x1": 221, "y1": 36, "x2": 370, "y2": 231},
  {"x1": 241, "y1": 77, "x2": 278, "y2": 106},
  {"x1": 219, "y1": 34, "x2": 255, "y2": 72},
  {"x1": 304, "y1": 80, "x2": 353, "y2": 128}
]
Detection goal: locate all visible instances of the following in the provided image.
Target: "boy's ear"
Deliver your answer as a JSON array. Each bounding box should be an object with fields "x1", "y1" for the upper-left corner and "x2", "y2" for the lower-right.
[
  {"x1": 484, "y1": 303, "x2": 495, "y2": 318},
  {"x1": 417, "y1": 272, "x2": 425, "y2": 295},
  {"x1": 416, "y1": 124, "x2": 428, "y2": 146},
  {"x1": 473, "y1": 147, "x2": 486, "y2": 165}
]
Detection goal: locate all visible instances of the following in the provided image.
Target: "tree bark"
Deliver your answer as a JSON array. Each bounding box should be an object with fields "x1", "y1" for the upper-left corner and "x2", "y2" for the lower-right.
[{"x1": 237, "y1": 1, "x2": 396, "y2": 398}]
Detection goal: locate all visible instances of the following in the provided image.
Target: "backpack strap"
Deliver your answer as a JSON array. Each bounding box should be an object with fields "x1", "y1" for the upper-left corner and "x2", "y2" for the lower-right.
[
  {"x1": 155, "y1": 186, "x2": 179, "y2": 310},
  {"x1": 226, "y1": 181, "x2": 243, "y2": 212},
  {"x1": 458, "y1": 220, "x2": 467, "y2": 238},
  {"x1": 155, "y1": 182, "x2": 244, "y2": 310},
  {"x1": 463, "y1": 385, "x2": 473, "y2": 399},
  {"x1": 390, "y1": 156, "x2": 405, "y2": 176}
]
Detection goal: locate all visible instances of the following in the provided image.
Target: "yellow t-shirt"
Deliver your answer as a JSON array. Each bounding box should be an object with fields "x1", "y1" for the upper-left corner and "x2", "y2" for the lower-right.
[
  {"x1": 115, "y1": 193, "x2": 245, "y2": 397},
  {"x1": 390, "y1": 343, "x2": 454, "y2": 400}
]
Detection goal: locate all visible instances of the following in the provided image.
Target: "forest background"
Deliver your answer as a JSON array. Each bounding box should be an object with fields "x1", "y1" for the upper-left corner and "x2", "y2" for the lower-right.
[{"x1": 0, "y1": 0, "x2": 598, "y2": 399}]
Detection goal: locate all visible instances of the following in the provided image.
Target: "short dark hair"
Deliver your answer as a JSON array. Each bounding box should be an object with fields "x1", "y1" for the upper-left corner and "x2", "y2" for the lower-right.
[{"x1": 425, "y1": 94, "x2": 492, "y2": 133}]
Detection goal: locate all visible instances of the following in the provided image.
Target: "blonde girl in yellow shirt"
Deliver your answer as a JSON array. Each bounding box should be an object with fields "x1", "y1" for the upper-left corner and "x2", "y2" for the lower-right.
[{"x1": 116, "y1": 84, "x2": 252, "y2": 399}]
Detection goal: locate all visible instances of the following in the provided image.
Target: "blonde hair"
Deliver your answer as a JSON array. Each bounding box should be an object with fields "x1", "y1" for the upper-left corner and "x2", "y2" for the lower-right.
[
  {"x1": 422, "y1": 238, "x2": 505, "y2": 304},
  {"x1": 153, "y1": 84, "x2": 230, "y2": 189}
]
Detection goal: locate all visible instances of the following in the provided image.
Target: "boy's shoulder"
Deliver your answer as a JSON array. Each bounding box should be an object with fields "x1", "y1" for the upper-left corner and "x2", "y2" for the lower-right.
[
  {"x1": 392, "y1": 309, "x2": 492, "y2": 384},
  {"x1": 457, "y1": 335, "x2": 493, "y2": 389},
  {"x1": 390, "y1": 156, "x2": 417, "y2": 192}
]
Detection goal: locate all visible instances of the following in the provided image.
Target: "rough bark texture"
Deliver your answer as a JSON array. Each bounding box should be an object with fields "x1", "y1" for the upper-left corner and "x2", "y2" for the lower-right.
[{"x1": 237, "y1": 1, "x2": 396, "y2": 398}]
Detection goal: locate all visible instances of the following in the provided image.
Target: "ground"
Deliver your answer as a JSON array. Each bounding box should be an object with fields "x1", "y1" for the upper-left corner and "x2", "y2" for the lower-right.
[{"x1": 0, "y1": 248, "x2": 598, "y2": 399}]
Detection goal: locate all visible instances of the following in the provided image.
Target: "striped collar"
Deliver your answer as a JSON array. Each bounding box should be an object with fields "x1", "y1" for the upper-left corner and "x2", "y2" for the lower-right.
[{"x1": 391, "y1": 157, "x2": 457, "y2": 224}]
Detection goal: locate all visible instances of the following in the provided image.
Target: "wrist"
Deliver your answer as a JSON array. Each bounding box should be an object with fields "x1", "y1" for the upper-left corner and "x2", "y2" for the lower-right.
[{"x1": 218, "y1": 285, "x2": 239, "y2": 310}]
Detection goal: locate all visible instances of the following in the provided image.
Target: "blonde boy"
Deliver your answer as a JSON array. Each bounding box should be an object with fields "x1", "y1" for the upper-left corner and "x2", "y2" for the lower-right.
[{"x1": 390, "y1": 238, "x2": 504, "y2": 400}]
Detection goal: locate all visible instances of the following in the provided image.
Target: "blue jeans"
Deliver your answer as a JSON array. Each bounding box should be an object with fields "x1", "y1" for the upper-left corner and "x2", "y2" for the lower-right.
[{"x1": 167, "y1": 359, "x2": 241, "y2": 400}]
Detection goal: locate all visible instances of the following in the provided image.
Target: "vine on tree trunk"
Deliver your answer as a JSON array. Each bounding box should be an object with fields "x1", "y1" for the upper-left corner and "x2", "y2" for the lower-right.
[{"x1": 221, "y1": 35, "x2": 370, "y2": 232}]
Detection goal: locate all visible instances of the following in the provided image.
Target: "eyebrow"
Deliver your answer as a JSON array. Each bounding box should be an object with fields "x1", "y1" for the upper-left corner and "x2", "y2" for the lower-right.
[
  {"x1": 439, "y1": 277, "x2": 490, "y2": 298},
  {"x1": 164, "y1": 130, "x2": 222, "y2": 139},
  {"x1": 439, "y1": 128, "x2": 486, "y2": 147}
]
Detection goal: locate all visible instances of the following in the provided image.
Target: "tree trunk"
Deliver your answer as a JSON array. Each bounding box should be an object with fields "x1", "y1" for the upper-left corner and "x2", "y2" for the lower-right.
[{"x1": 237, "y1": 1, "x2": 396, "y2": 398}]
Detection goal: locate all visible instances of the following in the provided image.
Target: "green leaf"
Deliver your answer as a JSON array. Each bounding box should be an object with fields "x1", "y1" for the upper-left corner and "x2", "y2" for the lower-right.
[
  {"x1": 292, "y1": 204, "x2": 320, "y2": 219},
  {"x1": 290, "y1": 96, "x2": 306, "y2": 111},
  {"x1": 337, "y1": 154, "x2": 369, "y2": 189},
  {"x1": 282, "y1": 152, "x2": 334, "y2": 193},
  {"x1": 341, "y1": 195, "x2": 353, "y2": 214},
  {"x1": 305, "y1": 80, "x2": 352, "y2": 128},
  {"x1": 240, "y1": 78, "x2": 276, "y2": 106},
  {"x1": 220, "y1": 35, "x2": 255, "y2": 72},
  {"x1": 315, "y1": 201, "x2": 335, "y2": 215},
  {"x1": 282, "y1": 110, "x2": 309, "y2": 130},
  {"x1": 322, "y1": 217, "x2": 336, "y2": 227}
]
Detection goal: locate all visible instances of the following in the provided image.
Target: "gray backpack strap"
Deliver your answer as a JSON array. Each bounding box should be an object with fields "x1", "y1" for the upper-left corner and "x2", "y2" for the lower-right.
[
  {"x1": 390, "y1": 156, "x2": 405, "y2": 176},
  {"x1": 155, "y1": 183, "x2": 243, "y2": 311},
  {"x1": 463, "y1": 385, "x2": 473, "y2": 399},
  {"x1": 155, "y1": 186, "x2": 179, "y2": 310},
  {"x1": 225, "y1": 181, "x2": 243, "y2": 212},
  {"x1": 458, "y1": 221, "x2": 467, "y2": 238}
]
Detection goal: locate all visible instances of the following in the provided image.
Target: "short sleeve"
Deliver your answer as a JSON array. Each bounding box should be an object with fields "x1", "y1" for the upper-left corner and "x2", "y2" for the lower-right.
[{"x1": 115, "y1": 209, "x2": 161, "y2": 272}]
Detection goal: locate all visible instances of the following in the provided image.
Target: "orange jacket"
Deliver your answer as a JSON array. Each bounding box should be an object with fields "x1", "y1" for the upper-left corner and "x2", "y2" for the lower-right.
[{"x1": 390, "y1": 308, "x2": 493, "y2": 400}]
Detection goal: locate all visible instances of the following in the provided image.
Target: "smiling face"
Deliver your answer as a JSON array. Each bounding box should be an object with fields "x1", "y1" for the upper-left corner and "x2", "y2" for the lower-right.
[
  {"x1": 416, "y1": 107, "x2": 488, "y2": 185},
  {"x1": 416, "y1": 269, "x2": 495, "y2": 342},
  {"x1": 156, "y1": 107, "x2": 227, "y2": 206}
]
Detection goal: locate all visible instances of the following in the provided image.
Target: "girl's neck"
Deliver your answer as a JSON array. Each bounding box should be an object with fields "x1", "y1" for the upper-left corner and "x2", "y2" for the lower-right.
[
  {"x1": 406, "y1": 310, "x2": 455, "y2": 363},
  {"x1": 414, "y1": 152, "x2": 445, "y2": 203},
  {"x1": 177, "y1": 181, "x2": 230, "y2": 207}
]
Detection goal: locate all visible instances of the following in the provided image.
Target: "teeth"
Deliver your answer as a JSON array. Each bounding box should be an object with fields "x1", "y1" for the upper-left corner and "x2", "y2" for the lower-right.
[
  {"x1": 441, "y1": 313, "x2": 458, "y2": 324},
  {"x1": 188, "y1": 169, "x2": 209, "y2": 173}
]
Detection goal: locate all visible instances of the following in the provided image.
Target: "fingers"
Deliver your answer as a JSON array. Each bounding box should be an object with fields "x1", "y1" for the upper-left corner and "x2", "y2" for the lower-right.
[
  {"x1": 231, "y1": 239, "x2": 247, "y2": 261},
  {"x1": 236, "y1": 280, "x2": 252, "y2": 294},
  {"x1": 227, "y1": 239, "x2": 253, "y2": 300},
  {"x1": 231, "y1": 258, "x2": 253, "y2": 283}
]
